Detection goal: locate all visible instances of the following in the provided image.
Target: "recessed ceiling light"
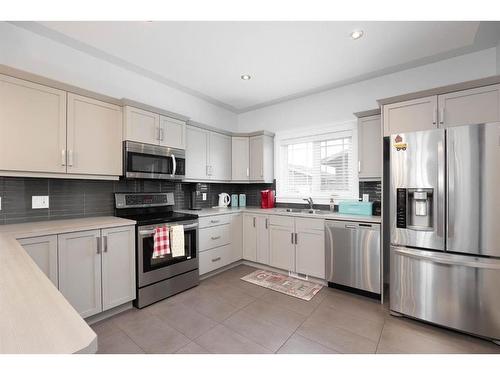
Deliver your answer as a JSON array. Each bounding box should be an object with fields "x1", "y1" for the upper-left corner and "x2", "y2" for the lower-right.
[
  {"x1": 350, "y1": 30, "x2": 364, "y2": 40},
  {"x1": 241, "y1": 74, "x2": 251, "y2": 80}
]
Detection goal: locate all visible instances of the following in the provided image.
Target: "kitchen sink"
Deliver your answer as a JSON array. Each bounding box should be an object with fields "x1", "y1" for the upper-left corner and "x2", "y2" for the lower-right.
[{"x1": 280, "y1": 208, "x2": 327, "y2": 215}]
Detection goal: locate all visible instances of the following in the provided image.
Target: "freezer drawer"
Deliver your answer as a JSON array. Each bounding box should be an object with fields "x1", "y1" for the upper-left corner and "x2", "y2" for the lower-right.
[
  {"x1": 390, "y1": 246, "x2": 500, "y2": 340},
  {"x1": 325, "y1": 220, "x2": 381, "y2": 294}
]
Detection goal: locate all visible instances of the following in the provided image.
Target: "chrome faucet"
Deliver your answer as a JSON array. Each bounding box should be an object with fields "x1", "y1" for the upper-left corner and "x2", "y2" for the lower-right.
[{"x1": 303, "y1": 197, "x2": 314, "y2": 210}]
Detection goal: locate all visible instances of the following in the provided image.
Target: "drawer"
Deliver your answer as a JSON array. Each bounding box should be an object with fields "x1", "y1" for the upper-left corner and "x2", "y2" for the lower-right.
[
  {"x1": 199, "y1": 224, "x2": 231, "y2": 251},
  {"x1": 199, "y1": 244, "x2": 232, "y2": 275},
  {"x1": 269, "y1": 215, "x2": 294, "y2": 228},
  {"x1": 199, "y1": 214, "x2": 232, "y2": 229},
  {"x1": 295, "y1": 217, "x2": 325, "y2": 232}
]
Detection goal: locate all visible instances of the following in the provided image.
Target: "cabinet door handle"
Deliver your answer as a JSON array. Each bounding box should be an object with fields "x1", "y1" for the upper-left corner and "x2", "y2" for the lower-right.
[
  {"x1": 211, "y1": 257, "x2": 221, "y2": 262},
  {"x1": 294, "y1": 233, "x2": 298, "y2": 244},
  {"x1": 67, "y1": 150, "x2": 74, "y2": 167},
  {"x1": 96, "y1": 237, "x2": 101, "y2": 254},
  {"x1": 211, "y1": 236, "x2": 221, "y2": 240},
  {"x1": 432, "y1": 107, "x2": 437, "y2": 125},
  {"x1": 157, "y1": 127, "x2": 161, "y2": 141},
  {"x1": 246, "y1": 167, "x2": 249, "y2": 177},
  {"x1": 358, "y1": 161, "x2": 361, "y2": 173},
  {"x1": 253, "y1": 217, "x2": 256, "y2": 227},
  {"x1": 265, "y1": 218, "x2": 268, "y2": 229},
  {"x1": 291, "y1": 233, "x2": 294, "y2": 244},
  {"x1": 103, "y1": 236, "x2": 108, "y2": 253},
  {"x1": 61, "y1": 149, "x2": 66, "y2": 166},
  {"x1": 210, "y1": 219, "x2": 220, "y2": 224},
  {"x1": 439, "y1": 108, "x2": 445, "y2": 126}
]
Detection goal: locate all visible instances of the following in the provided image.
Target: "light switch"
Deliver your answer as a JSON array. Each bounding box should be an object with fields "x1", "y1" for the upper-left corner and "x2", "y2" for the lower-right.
[
  {"x1": 32, "y1": 196, "x2": 49, "y2": 209},
  {"x1": 362, "y1": 194, "x2": 369, "y2": 202}
]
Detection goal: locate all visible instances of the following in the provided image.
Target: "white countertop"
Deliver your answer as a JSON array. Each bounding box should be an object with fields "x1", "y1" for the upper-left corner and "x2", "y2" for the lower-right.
[
  {"x1": 0, "y1": 216, "x2": 136, "y2": 354},
  {"x1": 176, "y1": 206, "x2": 381, "y2": 224}
]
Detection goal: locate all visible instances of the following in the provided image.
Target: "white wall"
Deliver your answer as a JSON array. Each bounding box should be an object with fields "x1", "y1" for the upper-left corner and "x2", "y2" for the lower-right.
[
  {"x1": 0, "y1": 22, "x2": 238, "y2": 132},
  {"x1": 238, "y1": 48, "x2": 498, "y2": 133}
]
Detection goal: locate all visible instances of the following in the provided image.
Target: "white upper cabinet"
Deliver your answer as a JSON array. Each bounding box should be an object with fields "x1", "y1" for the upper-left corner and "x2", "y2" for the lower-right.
[
  {"x1": 209, "y1": 132, "x2": 232, "y2": 181},
  {"x1": 67, "y1": 93, "x2": 123, "y2": 176},
  {"x1": 185, "y1": 125, "x2": 232, "y2": 181},
  {"x1": 160, "y1": 115, "x2": 186, "y2": 149},
  {"x1": 123, "y1": 106, "x2": 160, "y2": 145},
  {"x1": 19, "y1": 235, "x2": 58, "y2": 288},
  {"x1": 124, "y1": 106, "x2": 186, "y2": 150},
  {"x1": 358, "y1": 114, "x2": 382, "y2": 180},
  {"x1": 231, "y1": 137, "x2": 250, "y2": 181},
  {"x1": 437, "y1": 84, "x2": 500, "y2": 128},
  {"x1": 101, "y1": 226, "x2": 136, "y2": 311},
  {"x1": 249, "y1": 135, "x2": 274, "y2": 183},
  {"x1": 185, "y1": 125, "x2": 209, "y2": 180},
  {"x1": 383, "y1": 95, "x2": 438, "y2": 136},
  {"x1": 0, "y1": 74, "x2": 67, "y2": 174}
]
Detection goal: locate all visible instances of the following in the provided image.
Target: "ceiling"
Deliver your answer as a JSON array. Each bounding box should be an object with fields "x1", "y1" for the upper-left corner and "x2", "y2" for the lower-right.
[{"x1": 12, "y1": 21, "x2": 500, "y2": 113}]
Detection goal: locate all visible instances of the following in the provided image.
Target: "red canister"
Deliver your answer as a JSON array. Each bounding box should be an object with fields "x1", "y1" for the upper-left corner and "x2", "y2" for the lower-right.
[{"x1": 260, "y1": 190, "x2": 275, "y2": 209}]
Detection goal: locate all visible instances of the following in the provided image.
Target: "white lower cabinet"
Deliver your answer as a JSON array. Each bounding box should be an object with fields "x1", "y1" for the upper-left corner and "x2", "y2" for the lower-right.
[
  {"x1": 243, "y1": 213, "x2": 269, "y2": 264},
  {"x1": 199, "y1": 213, "x2": 243, "y2": 275},
  {"x1": 58, "y1": 230, "x2": 102, "y2": 318},
  {"x1": 19, "y1": 235, "x2": 58, "y2": 287},
  {"x1": 101, "y1": 226, "x2": 136, "y2": 311},
  {"x1": 294, "y1": 218, "x2": 326, "y2": 279},
  {"x1": 54, "y1": 225, "x2": 135, "y2": 318},
  {"x1": 230, "y1": 214, "x2": 243, "y2": 263},
  {"x1": 267, "y1": 216, "x2": 325, "y2": 279}
]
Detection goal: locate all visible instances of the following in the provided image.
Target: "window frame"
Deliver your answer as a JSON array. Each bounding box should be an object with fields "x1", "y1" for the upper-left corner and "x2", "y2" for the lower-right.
[{"x1": 274, "y1": 121, "x2": 359, "y2": 205}]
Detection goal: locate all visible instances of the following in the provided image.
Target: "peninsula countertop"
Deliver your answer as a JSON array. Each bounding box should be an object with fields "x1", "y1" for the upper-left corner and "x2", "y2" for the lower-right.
[{"x1": 0, "y1": 216, "x2": 136, "y2": 354}]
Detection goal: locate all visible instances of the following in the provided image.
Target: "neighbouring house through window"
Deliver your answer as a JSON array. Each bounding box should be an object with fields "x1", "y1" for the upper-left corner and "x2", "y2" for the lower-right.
[{"x1": 275, "y1": 123, "x2": 358, "y2": 204}]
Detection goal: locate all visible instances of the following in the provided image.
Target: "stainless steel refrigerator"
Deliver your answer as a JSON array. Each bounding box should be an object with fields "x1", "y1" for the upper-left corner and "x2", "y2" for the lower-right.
[{"x1": 389, "y1": 122, "x2": 500, "y2": 343}]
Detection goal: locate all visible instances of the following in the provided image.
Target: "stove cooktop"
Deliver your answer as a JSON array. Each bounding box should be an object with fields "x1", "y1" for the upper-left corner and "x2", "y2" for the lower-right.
[{"x1": 117, "y1": 211, "x2": 199, "y2": 226}]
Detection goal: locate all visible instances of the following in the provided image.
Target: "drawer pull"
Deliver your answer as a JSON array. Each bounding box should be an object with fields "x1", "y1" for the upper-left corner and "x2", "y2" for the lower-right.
[
  {"x1": 211, "y1": 257, "x2": 221, "y2": 262},
  {"x1": 210, "y1": 220, "x2": 220, "y2": 224},
  {"x1": 211, "y1": 236, "x2": 221, "y2": 240}
]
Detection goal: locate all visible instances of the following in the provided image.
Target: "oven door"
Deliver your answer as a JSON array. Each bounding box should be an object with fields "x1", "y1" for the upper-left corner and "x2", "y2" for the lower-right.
[
  {"x1": 124, "y1": 141, "x2": 185, "y2": 180},
  {"x1": 137, "y1": 221, "x2": 198, "y2": 288}
]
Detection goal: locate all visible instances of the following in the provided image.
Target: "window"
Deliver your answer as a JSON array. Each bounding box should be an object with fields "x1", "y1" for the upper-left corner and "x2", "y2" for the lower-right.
[{"x1": 276, "y1": 126, "x2": 358, "y2": 204}]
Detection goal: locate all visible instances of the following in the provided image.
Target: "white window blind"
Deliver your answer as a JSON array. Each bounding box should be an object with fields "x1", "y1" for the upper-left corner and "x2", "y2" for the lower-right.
[{"x1": 276, "y1": 129, "x2": 358, "y2": 203}]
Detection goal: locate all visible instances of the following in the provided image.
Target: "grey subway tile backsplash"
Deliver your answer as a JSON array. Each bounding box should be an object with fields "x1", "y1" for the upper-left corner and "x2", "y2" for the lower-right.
[
  {"x1": 0, "y1": 176, "x2": 380, "y2": 224},
  {"x1": 0, "y1": 177, "x2": 273, "y2": 224}
]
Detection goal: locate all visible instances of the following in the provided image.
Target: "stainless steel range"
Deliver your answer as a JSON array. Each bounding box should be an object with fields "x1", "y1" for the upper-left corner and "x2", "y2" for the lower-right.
[
  {"x1": 115, "y1": 192, "x2": 199, "y2": 308},
  {"x1": 389, "y1": 123, "x2": 500, "y2": 343}
]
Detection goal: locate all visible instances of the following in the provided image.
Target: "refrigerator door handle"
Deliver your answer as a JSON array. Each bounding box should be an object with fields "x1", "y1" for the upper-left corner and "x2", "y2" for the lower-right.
[
  {"x1": 436, "y1": 135, "x2": 445, "y2": 239},
  {"x1": 447, "y1": 135, "x2": 455, "y2": 240},
  {"x1": 393, "y1": 247, "x2": 500, "y2": 270}
]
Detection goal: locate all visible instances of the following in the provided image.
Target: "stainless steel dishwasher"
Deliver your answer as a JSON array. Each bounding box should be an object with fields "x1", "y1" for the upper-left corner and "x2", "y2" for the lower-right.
[{"x1": 325, "y1": 220, "x2": 381, "y2": 294}]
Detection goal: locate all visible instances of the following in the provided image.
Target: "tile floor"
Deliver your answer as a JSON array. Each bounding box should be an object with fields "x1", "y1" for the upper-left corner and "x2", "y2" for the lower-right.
[{"x1": 92, "y1": 264, "x2": 500, "y2": 354}]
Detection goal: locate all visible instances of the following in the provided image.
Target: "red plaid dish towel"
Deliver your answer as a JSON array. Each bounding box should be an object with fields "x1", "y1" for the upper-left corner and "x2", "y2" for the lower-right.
[{"x1": 153, "y1": 226, "x2": 171, "y2": 259}]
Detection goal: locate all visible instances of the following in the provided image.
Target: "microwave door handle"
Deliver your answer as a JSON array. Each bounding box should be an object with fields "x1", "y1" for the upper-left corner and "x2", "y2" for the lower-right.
[{"x1": 171, "y1": 154, "x2": 176, "y2": 176}]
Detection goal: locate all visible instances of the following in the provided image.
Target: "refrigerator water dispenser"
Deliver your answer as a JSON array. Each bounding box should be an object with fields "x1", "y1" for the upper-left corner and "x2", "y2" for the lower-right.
[{"x1": 396, "y1": 188, "x2": 434, "y2": 230}]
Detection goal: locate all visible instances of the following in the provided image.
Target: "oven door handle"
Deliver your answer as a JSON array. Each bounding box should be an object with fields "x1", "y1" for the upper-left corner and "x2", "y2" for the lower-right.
[{"x1": 139, "y1": 223, "x2": 198, "y2": 236}]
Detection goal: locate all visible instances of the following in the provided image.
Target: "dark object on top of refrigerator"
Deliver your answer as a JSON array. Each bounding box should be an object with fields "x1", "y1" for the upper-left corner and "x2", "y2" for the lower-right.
[
  {"x1": 372, "y1": 200, "x2": 381, "y2": 216},
  {"x1": 389, "y1": 123, "x2": 500, "y2": 344}
]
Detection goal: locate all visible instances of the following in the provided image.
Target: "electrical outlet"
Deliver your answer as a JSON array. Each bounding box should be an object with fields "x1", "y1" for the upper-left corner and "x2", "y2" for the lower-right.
[
  {"x1": 32, "y1": 196, "x2": 49, "y2": 209},
  {"x1": 202, "y1": 193, "x2": 207, "y2": 201}
]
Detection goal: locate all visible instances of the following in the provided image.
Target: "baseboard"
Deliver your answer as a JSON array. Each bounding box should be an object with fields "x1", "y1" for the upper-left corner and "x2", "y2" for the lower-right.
[{"x1": 85, "y1": 302, "x2": 134, "y2": 325}]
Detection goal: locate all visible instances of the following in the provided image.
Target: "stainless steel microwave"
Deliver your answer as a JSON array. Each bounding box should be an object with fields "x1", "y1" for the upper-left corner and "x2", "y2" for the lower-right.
[{"x1": 123, "y1": 141, "x2": 185, "y2": 180}]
